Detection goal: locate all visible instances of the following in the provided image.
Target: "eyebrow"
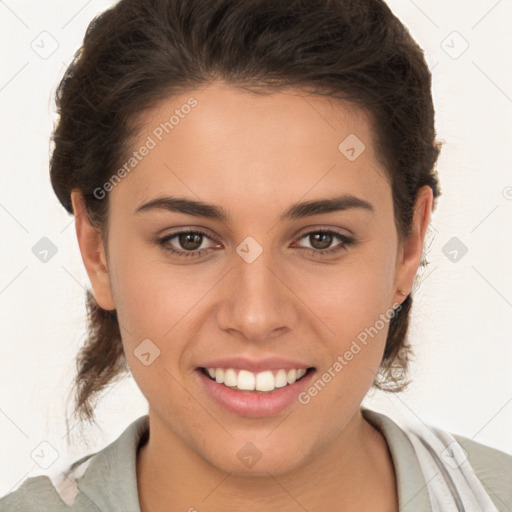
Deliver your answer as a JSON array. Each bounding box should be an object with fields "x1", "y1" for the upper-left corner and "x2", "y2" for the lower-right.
[{"x1": 134, "y1": 194, "x2": 374, "y2": 222}]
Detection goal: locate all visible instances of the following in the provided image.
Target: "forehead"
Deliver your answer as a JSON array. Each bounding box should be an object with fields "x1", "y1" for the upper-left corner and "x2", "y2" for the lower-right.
[{"x1": 109, "y1": 81, "x2": 390, "y2": 218}]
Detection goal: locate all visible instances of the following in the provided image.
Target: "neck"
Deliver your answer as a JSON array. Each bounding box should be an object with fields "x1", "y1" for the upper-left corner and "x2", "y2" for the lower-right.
[{"x1": 136, "y1": 408, "x2": 398, "y2": 512}]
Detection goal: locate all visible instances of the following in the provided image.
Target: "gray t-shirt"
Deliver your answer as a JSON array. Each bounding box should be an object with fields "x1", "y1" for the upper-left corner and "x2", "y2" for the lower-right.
[{"x1": 1, "y1": 408, "x2": 511, "y2": 511}]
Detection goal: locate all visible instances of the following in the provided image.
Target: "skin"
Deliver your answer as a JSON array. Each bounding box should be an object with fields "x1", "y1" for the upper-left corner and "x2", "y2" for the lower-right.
[{"x1": 71, "y1": 80, "x2": 433, "y2": 511}]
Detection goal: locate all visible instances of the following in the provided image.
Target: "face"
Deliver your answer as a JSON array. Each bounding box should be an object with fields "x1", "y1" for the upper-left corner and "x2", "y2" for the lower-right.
[{"x1": 73, "y1": 80, "x2": 431, "y2": 476}]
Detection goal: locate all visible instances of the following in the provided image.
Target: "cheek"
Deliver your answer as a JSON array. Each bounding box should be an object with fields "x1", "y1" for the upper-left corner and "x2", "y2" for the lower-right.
[
  {"x1": 299, "y1": 240, "x2": 398, "y2": 399},
  {"x1": 108, "y1": 246, "x2": 207, "y2": 408},
  {"x1": 295, "y1": 266, "x2": 395, "y2": 418},
  {"x1": 306, "y1": 242, "x2": 396, "y2": 338},
  {"x1": 108, "y1": 239, "x2": 219, "y2": 360}
]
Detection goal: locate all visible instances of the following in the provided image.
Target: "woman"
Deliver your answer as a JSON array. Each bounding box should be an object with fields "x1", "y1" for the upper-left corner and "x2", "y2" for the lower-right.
[{"x1": 2, "y1": 0, "x2": 511, "y2": 510}]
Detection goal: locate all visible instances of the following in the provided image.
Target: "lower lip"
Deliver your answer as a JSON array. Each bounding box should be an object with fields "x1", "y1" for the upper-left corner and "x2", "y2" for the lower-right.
[{"x1": 196, "y1": 368, "x2": 316, "y2": 418}]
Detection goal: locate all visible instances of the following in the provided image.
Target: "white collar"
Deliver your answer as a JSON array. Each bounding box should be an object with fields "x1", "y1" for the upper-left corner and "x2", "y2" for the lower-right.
[{"x1": 399, "y1": 416, "x2": 499, "y2": 511}]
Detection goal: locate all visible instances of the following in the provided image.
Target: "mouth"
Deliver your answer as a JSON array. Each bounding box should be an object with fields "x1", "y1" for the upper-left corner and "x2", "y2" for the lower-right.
[
  {"x1": 199, "y1": 366, "x2": 315, "y2": 393},
  {"x1": 195, "y1": 365, "x2": 317, "y2": 417}
]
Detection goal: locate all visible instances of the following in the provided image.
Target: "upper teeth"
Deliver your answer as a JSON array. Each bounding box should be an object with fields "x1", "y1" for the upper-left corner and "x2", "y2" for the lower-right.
[{"x1": 206, "y1": 368, "x2": 307, "y2": 392}]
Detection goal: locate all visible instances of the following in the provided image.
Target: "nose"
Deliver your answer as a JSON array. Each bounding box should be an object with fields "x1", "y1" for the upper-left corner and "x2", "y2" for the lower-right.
[{"x1": 215, "y1": 244, "x2": 300, "y2": 343}]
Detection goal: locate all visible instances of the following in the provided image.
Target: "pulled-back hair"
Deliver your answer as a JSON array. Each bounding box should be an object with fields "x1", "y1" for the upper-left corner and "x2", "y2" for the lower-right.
[{"x1": 49, "y1": 0, "x2": 442, "y2": 432}]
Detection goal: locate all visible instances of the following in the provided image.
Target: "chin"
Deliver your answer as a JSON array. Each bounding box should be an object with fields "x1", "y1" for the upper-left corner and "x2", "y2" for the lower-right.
[{"x1": 198, "y1": 438, "x2": 311, "y2": 477}]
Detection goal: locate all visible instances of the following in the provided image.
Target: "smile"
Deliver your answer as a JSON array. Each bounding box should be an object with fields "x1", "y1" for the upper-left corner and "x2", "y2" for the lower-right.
[
  {"x1": 201, "y1": 367, "x2": 310, "y2": 393},
  {"x1": 196, "y1": 365, "x2": 317, "y2": 418}
]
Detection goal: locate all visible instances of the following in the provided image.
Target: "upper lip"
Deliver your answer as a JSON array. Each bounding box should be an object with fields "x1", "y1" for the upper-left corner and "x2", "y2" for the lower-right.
[{"x1": 198, "y1": 356, "x2": 314, "y2": 373}]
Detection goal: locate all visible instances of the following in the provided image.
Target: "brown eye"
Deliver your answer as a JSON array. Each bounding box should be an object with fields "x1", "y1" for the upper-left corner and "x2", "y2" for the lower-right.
[
  {"x1": 157, "y1": 229, "x2": 217, "y2": 259},
  {"x1": 295, "y1": 229, "x2": 356, "y2": 257},
  {"x1": 178, "y1": 232, "x2": 204, "y2": 251},
  {"x1": 308, "y1": 232, "x2": 334, "y2": 250},
  {"x1": 157, "y1": 228, "x2": 356, "y2": 260}
]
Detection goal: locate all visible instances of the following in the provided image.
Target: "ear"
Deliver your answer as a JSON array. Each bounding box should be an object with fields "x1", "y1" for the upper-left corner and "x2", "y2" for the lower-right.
[
  {"x1": 70, "y1": 189, "x2": 116, "y2": 311},
  {"x1": 392, "y1": 185, "x2": 433, "y2": 305}
]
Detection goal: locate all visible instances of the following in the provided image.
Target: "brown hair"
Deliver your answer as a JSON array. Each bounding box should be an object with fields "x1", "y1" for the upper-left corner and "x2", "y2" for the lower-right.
[{"x1": 50, "y1": 0, "x2": 442, "y2": 432}]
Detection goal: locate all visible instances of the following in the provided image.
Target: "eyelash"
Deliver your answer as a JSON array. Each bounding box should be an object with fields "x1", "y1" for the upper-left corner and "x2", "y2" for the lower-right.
[{"x1": 156, "y1": 228, "x2": 356, "y2": 259}]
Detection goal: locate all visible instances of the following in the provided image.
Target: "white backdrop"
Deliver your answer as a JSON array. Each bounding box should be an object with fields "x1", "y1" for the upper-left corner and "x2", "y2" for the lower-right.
[{"x1": 1, "y1": 0, "x2": 511, "y2": 497}]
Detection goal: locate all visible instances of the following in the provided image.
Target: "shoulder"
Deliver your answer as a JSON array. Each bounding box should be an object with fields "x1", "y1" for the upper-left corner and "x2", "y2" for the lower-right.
[
  {"x1": 0, "y1": 414, "x2": 149, "y2": 511},
  {"x1": 0, "y1": 454, "x2": 96, "y2": 511},
  {"x1": 452, "y1": 433, "x2": 512, "y2": 511},
  {"x1": 0, "y1": 475, "x2": 71, "y2": 511},
  {"x1": 362, "y1": 407, "x2": 512, "y2": 512}
]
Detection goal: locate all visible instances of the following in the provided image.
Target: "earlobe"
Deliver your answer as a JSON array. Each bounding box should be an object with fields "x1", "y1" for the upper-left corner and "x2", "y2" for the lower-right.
[
  {"x1": 70, "y1": 189, "x2": 116, "y2": 311},
  {"x1": 392, "y1": 185, "x2": 434, "y2": 304}
]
